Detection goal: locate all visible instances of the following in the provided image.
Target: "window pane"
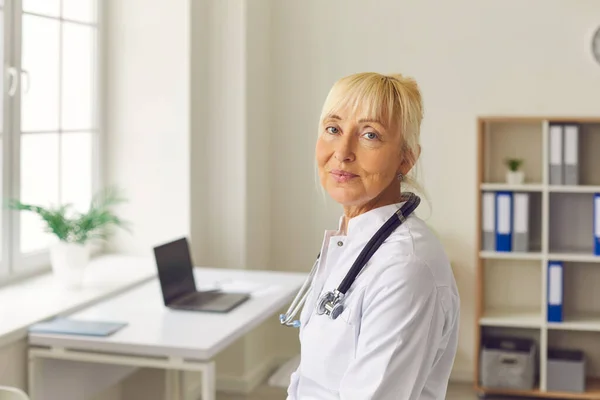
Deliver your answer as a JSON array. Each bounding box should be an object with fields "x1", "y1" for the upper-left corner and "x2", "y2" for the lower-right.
[
  {"x1": 0, "y1": 8, "x2": 3, "y2": 264},
  {"x1": 0, "y1": 137, "x2": 2, "y2": 264},
  {"x1": 21, "y1": 15, "x2": 59, "y2": 132},
  {"x1": 0, "y1": 7, "x2": 3, "y2": 129},
  {"x1": 63, "y1": 0, "x2": 96, "y2": 24},
  {"x1": 61, "y1": 132, "x2": 92, "y2": 213},
  {"x1": 62, "y1": 23, "x2": 94, "y2": 131},
  {"x1": 21, "y1": 134, "x2": 59, "y2": 254},
  {"x1": 22, "y1": 0, "x2": 59, "y2": 17}
]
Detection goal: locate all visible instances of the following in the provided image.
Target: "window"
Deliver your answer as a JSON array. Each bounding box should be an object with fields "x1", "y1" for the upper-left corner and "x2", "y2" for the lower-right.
[{"x1": 0, "y1": 0, "x2": 100, "y2": 282}]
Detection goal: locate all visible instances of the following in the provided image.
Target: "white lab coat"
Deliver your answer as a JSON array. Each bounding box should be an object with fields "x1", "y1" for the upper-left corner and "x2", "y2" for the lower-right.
[{"x1": 286, "y1": 202, "x2": 460, "y2": 400}]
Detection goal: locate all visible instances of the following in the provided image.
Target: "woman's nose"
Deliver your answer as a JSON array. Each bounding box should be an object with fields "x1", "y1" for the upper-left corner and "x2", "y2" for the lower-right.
[{"x1": 334, "y1": 139, "x2": 355, "y2": 162}]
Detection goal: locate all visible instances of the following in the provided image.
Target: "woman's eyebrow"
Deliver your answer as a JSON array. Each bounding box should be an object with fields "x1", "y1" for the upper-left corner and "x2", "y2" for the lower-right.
[
  {"x1": 323, "y1": 114, "x2": 384, "y2": 125},
  {"x1": 358, "y1": 118, "x2": 383, "y2": 124}
]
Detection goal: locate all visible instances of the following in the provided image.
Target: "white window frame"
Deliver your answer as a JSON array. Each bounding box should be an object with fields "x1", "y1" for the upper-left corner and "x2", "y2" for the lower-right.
[{"x1": 0, "y1": 0, "x2": 103, "y2": 286}]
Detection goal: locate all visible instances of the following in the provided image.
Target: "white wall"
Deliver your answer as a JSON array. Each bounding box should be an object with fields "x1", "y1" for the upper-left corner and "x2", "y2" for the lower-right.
[
  {"x1": 100, "y1": 0, "x2": 191, "y2": 397},
  {"x1": 107, "y1": 0, "x2": 278, "y2": 394},
  {"x1": 104, "y1": 0, "x2": 191, "y2": 256},
  {"x1": 269, "y1": 0, "x2": 600, "y2": 380}
]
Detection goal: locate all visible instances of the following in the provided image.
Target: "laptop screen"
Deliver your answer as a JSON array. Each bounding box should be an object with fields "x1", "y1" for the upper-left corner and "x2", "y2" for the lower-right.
[{"x1": 153, "y1": 237, "x2": 197, "y2": 305}]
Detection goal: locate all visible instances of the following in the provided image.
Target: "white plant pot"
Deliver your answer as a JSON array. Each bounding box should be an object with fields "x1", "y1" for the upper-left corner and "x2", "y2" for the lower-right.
[
  {"x1": 506, "y1": 170, "x2": 524, "y2": 185},
  {"x1": 50, "y1": 241, "x2": 90, "y2": 289}
]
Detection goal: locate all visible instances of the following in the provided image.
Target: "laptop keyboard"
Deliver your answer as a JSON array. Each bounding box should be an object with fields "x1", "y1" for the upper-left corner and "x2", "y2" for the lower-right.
[{"x1": 176, "y1": 291, "x2": 223, "y2": 306}]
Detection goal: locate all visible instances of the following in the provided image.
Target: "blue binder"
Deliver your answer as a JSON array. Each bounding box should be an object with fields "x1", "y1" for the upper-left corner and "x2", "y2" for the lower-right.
[
  {"x1": 547, "y1": 261, "x2": 563, "y2": 323},
  {"x1": 594, "y1": 193, "x2": 600, "y2": 256},
  {"x1": 495, "y1": 191, "x2": 513, "y2": 252}
]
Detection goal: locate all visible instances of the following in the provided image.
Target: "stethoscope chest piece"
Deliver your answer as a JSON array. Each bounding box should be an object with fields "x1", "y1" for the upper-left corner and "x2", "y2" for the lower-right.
[{"x1": 316, "y1": 290, "x2": 345, "y2": 320}]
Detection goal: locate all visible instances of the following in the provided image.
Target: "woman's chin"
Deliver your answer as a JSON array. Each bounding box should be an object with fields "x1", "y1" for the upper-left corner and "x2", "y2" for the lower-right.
[{"x1": 326, "y1": 187, "x2": 364, "y2": 206}]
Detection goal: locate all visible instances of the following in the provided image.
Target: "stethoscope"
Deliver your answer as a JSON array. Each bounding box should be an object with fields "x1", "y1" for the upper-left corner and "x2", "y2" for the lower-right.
[{"x1": 279, "y1": 192, "x2": 420, "y2": 327}]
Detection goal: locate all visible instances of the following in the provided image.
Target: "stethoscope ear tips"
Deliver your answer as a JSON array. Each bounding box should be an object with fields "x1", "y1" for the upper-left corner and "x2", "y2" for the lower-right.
[{"x1": 280, "y1": 313, "x2": 302, "y2": 328}]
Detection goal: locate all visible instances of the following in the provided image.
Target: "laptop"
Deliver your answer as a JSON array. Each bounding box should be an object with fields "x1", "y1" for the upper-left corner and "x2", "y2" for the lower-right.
[{"x1": 153, "y1": 237, "x2": 250, "y2": 312}]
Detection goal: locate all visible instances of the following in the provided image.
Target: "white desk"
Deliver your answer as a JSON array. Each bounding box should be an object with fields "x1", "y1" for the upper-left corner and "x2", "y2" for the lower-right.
[
  {"x1": 28, "y1": 267, "x2": 306, "y2": 400},
  {"x1": 0, "y1": 255, "x2": 156, "y2": 348}
]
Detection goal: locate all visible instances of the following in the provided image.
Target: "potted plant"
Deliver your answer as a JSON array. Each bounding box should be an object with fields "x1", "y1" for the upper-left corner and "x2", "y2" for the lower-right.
[
  {"x1": 8, "y1": 186, "x2": 130, "y2": 289},
  {"x1": 505, "y1": 158, "x2": 525, "y2": 185}
]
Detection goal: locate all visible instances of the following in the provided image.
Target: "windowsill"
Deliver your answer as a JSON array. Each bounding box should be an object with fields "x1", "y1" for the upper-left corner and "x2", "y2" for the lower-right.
[{"x1": 0, "y1": 253, "x2": 156, "y2": 348}]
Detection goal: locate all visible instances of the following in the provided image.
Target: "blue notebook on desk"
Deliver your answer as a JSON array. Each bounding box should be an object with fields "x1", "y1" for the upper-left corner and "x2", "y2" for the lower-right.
[{"x1": 29, "y1": 318, "x2": 127, "y2": 337}]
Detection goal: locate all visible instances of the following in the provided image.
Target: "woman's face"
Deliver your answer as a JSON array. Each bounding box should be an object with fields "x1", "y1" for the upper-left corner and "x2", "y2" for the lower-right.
[{"x1": 316, "y1": 106, "x2": 405, "y2": 210}]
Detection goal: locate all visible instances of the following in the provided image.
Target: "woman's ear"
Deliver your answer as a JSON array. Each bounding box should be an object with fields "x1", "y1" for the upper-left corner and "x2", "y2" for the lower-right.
[{"x1": 399, "y1": 144, "x2": 420, "y2": 175}]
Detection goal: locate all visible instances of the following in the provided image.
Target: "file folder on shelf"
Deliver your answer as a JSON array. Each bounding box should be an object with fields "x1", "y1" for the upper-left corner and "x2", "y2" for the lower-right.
[
  {"x1": 563, "y1": 124, "x2": 579, "y2": 185},
  {"x1": 512, "y1": 192, "x2": 530, "y2": 252},
  {"x1": 495, "y1": 191, "x2": 513, "y2": 252},
  {"x1": 547, "y1": 261, "x2": 563, "y2": 323},
  {"x1": 482, "y1": 192, "x2": 496, "y2": 251},
  {"x1": 549, "y1": 124, "x2": 564, "y2": 185},
  {"x1": 595, "y1": 193, "x2": 600, "y2": 256}
]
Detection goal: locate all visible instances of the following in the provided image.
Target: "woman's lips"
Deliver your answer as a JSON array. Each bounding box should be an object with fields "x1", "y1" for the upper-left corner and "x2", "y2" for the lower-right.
[{"x1": 330, "y1": 169, "x2": 358, "y2": 183}]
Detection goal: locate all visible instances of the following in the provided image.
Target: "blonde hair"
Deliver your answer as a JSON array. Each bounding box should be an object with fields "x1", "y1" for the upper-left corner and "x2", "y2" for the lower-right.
[{"x1": 318, "y1": 72, "x2": 427, "y2": 198}]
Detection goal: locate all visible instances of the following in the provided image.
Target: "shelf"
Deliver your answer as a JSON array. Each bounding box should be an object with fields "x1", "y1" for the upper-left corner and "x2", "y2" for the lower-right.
[
  {"x1": 483, "y1": 259, "x2": 542, "y2": 318},
  {"x1": 480, "y1": 250, "x2": 543, "y2": 260},
  {"x1": 549, "y1": 185, "x2": 600, "y2": 194},
  {"x1": 548, "y1": 252, "x2": 600, "y2": 263},
  {"x1": 547, "y1": 313, "x2": 600, "y2": 331},
  {"x1": 480, "y1": 308, "x2": 542, "y2": 328},
  {"x1": 482, "y1": 120, "x2": 544, "y2": 184},
  {"x1": 549, "y1": 193, "x2": 598, "y2": 255},
  {"x1": 480, "y1": 183, "x2": 544, "y2": 192},
  {"x1": 479, "y1": 183, "x2": 600, "y2": 193},
  {"x1": 576, "y1": 123, "x2": 600, "y2": 186},
  {"x1": 476, "y1": 117, "x2": 600, "y2": 400},
  {"x1": 477, "y1": 378, "x2": 600, "y2": 399}
]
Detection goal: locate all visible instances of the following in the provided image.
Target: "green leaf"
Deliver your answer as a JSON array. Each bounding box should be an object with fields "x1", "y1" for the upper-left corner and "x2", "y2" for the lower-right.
[
  {"x1": 5, "y1": 186, "x2": 131, "y2": 245},
  {"x1": 504, "y1": 158, "x2": 523, "y2": 172}
]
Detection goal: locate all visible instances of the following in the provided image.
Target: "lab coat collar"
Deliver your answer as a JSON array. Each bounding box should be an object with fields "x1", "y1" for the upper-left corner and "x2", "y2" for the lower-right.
[{"x1": 337, "y1": 201, "x2": 408, "y2": 238}]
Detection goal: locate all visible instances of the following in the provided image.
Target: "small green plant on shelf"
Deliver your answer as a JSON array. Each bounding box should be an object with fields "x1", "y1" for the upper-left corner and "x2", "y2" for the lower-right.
[
  {"x1": 504, "y1": 158, "x2": 524, "y2": 184},
  {"x1": 6, "y1": 186, "x2": 131, "y2": 289}
]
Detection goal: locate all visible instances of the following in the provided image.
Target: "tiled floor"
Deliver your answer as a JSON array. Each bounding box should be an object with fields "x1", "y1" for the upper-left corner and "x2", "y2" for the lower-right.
[{"x1": 218, "y1": 381, "x2": 480, "y2": 399}]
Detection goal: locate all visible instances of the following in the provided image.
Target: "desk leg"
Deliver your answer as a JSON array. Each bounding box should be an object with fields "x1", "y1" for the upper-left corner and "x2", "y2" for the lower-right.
[
  {"x1": 166, "y1": 362, "x2": 214, "y2": 400},
  {"x1": 201, "y1": 362, "x2": 215, "y2": 400},
  {"x1": 166, "y1": 369, "x2": 182, "y2": 400},
  {"x1": 28, "y1": 352, "x2": 37, "y2": 400}
]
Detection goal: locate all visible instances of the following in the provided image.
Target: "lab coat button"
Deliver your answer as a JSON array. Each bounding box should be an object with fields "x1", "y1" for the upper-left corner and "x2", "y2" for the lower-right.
[{"x1": 337, "y1": 241, "x2": 344, "y2": 246}]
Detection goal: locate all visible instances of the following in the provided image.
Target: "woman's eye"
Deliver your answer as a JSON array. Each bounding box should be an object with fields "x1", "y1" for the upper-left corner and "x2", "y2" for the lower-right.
[
  {"x1": 326, "y1": 126, "x2": 339, "y2": 134},
  {"x1": 363, "y1": 132, "x2": 378, "y2": 140}
]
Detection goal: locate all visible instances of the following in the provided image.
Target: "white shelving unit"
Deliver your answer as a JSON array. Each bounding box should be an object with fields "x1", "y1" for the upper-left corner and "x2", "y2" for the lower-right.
[{"x1": 475, "y1": 117, "x2": 600, "y2": 399}]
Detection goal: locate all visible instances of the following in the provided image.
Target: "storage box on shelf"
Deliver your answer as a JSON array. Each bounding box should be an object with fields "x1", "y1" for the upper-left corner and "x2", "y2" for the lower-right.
[{"x1": 475, "y1": 116, "x2": 600, "y2": 399}]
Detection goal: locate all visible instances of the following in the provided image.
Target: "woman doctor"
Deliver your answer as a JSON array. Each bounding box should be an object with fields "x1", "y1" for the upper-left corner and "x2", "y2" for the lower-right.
[{"x1": 285, "y1": 72, "x2": 460, "y2": 400}]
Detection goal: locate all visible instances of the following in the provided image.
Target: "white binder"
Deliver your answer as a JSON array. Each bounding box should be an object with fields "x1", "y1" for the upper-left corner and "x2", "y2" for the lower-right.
[
  {"x1": 595, "y1": 194, "x2": 600, "y2": 256},
  {"x1": 512, "y1": 192, "x2": 530, "y2": 252},
  {"x1": 549, "y1": 124, "x2": 563, "y2": 185},
  {"x1": 563, "y1": 124, "x2": 579, "y2": 185},
  {"x1": 482, "y1": 192, "x2": 495, "y2": 251}
]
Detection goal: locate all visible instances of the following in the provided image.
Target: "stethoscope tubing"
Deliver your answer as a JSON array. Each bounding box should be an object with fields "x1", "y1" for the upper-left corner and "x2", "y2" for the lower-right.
[
  {"x1": 279, "y1": 257, "x2": 319, "y2": 327},
  {"x1": 337, "y1": 193, "x2": 420, "y2": 294},
  {"x1": 280, "y1": 192, "x2": 420, "y2": 326}
]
